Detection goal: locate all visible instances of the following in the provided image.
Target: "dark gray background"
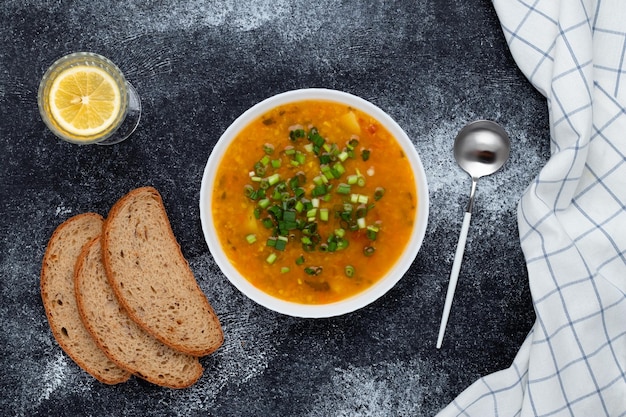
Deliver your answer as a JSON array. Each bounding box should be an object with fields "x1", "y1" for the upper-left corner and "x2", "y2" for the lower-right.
[{"x1": 0, "y1": 1, "x2": 548, "y2": 416}]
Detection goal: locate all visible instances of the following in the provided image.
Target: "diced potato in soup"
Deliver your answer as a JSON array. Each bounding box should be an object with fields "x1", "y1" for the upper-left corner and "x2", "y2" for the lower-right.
[{"x1": 338, "y1": 110, "x2": 361, "y2": 134}]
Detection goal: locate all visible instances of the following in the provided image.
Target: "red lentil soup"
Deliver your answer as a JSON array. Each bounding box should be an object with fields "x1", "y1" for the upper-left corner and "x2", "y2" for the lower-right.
[{"x1": 212, "y1": 100, "x2": 417, "y2": 304}]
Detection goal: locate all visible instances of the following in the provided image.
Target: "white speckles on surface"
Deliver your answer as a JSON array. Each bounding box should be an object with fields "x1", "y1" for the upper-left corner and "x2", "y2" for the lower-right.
[
  {"x1": 306, "y1": 360, "x2": 445, "y2": 417},
  {"x1": 36, "y1": 353, "x2": 70, "y2": 404},
  {"x1": 55, "y1": 205, "x2": 72, "y2": 216},
  {"x1": 145, "y1": 0, "x2": 289, "y2": 32}
]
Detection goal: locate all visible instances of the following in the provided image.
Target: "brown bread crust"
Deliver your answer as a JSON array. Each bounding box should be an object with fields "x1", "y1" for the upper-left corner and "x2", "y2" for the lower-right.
[
  {"x1": 75, "y1": 237, "x2": 203, "y2": 388},
  {"x1": 40, "y1": 213, "x2": 130, "y2": 385},
  {"x1": 102, "y1": 187, "x2": 224, "y2": 356}
]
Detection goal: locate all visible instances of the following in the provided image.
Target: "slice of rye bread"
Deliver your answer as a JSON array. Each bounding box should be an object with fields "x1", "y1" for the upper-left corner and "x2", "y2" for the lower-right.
[
  {"x1": 40, "y1": 213, "x2": 130, "y2": 385},
  {"x1": 102, "y1": 187, "x2": 223, "y2": 356},
  {"x1": 75, "y1": 237, "x2": 203, "y2": 388}
]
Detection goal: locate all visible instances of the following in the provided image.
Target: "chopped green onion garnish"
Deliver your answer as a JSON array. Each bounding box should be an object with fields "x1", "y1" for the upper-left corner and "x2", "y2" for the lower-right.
[
  {"x1": 283, "y1": 210, "x2": 297, "y2": 222},
  {"x1": 336, "y1": 238, "x2": 349, "y2": 250},
  {"x1": 321, "y1": 165, "x2": 334, "y2": 179},
  {"x1": 293, "y1": 151, "x2": 306, "y2": 165},
  {"x1": 355, "y1": 204, "x2": 368, "y2": 218},
  {"x1": 361, "y1": 149, "x2": 371, "y2": 161},
  {"x1": 311, "y1": 184, "x2": 328, "y2": 197},
  {"x1": 254, "y1": 162, "x2": 267, "y2": 176},
  {"x1": 295, "y1": 255, "x2": 305, "y2": 265},
  {"x1": 290, "y1": 128, "x2": 306, "y2": 141},
  {"x1": 246, "y1": 234, "x2": 257, "y2": 244},
  {"x1": 275, "y1": 236, "x2": 288, "y2": 251},
  {"x1": 363, "y1": 246, "x2": 376, "y2": 257},
  {"x1": 358, "y1": 194, "x2": 369, "y2": 204},
  {"x1": 267, "y1": 205, "x2": 282, "y2": 219},
  {"x1": 268, "y1": 173, "x2": 281, "y2": 186},
  {"x1": 263, "y1": 143, "x2": 275, "y2": 155},
  {"x1": 366, "y1": 225, "x2": 379, "y2": 240},
  {"x1": 308, "y1": 128, "x2": 325, "y2": 147},
  {"x1": 258, "y1": 198, "x2": 270, "y2": 209},
  {"x1": 374, "y1": 187, "x2": 385, "y2": 201},
  {"x1": 266, "y1": 253, "x2": 278, "y2": 264},
  {"x1": 304, "y1": 266, "x2": 323, "y2": 276},
  {"x1": 336, "y1": 183, "x2": 351, "y2": 194},
  {"x1": 333, "y1": 162, "x2": 345, "y2": 176},
  {"x1": 281, "y1": 267, "x2": 290, "y2": 273},
  {"x1": 294, "y1": 187, "x2": 305, "y2": 199},
  {"x1": 244, "y1": 184, "x2": 255, "y2": 199},
  {"x1": 344, "y1": 265, "x2": 355, "y2": 277},
  {"x1": 319, "y1": 154, "x2": 331, "y2": 165},
  {"x1": 271, "y1": 189, "x2": 282, "y2": 200}
]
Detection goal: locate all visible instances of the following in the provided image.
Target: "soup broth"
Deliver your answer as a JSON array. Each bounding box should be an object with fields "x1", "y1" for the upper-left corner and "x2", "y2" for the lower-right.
[{"x1": 212, "y1": 100, "x2": 417, "y2": 304}]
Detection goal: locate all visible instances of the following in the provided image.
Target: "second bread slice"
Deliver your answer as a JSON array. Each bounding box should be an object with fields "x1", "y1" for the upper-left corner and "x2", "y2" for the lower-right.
[
  {"x1": 102, "y1": 187, "x2": 223, "y2": 356},
  {"x1": 75, "y1": 237, "x2": 203, "y2": 388}
]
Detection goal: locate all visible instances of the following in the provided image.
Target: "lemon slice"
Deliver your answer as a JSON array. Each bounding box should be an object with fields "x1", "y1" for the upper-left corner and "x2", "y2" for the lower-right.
[{"x1": 48, "y1": 65, "x2": 122, "y2": 137}]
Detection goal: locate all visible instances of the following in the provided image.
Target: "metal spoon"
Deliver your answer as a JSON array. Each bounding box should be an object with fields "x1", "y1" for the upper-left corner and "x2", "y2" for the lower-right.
[{"x1": 436, "y1": 120, "x2": 511, "y2": 349}]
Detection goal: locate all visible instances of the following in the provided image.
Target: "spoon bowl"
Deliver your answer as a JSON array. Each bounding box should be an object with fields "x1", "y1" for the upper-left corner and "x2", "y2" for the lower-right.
[
  {"x1": 454, "y1": 120, "x2": 510, "y2": 179},
  {"x1": 436, "y1": 120, "x2": 510, "y2": 348}
]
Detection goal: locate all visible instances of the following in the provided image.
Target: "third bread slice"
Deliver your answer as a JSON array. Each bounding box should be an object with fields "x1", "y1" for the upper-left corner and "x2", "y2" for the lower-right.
[
  {"x1": 102, "y1": 187, "x2": 223, "y2": 356},
  {"x1": 75, "y1": 237, "x2": 203, "y2": 388},
  {"x1": 40, "y1": 213, "x2": 130, "y2": 385}
]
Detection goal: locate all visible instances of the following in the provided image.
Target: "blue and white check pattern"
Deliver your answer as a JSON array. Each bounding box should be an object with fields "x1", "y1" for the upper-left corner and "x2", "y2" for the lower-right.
[{"x1": 438, "y1": 1, "x2": 626, "y2": 416}]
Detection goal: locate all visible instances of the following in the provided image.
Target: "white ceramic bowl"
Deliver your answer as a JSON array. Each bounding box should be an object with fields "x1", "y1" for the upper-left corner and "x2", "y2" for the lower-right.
[{"x1": 199, "y1": 88, "x2": 429, "y2": 317}]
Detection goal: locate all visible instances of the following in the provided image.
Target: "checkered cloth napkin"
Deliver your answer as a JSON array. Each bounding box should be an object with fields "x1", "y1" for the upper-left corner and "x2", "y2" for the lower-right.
[{"x1": 437, "y1": 1, "x2": 626, "y2": 416}]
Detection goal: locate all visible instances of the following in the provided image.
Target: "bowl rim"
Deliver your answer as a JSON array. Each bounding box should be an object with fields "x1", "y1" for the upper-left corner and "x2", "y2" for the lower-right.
[{"x1": 199, "y1": 88, "x2": 429, "y2": 318}]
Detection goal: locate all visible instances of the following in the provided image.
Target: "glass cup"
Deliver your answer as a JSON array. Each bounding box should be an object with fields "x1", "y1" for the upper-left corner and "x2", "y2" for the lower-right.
[{"x1": 38, "y1": 52, "x2": 141, "y2": 145}]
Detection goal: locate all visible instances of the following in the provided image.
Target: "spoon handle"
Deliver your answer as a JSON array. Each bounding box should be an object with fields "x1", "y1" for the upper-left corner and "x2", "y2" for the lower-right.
[{"x1": 436, "y1": 211, "x2": 472, "y2": 349}]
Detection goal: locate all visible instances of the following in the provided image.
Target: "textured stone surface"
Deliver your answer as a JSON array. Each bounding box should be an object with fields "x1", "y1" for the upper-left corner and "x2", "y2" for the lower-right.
[{"x1": 0, "y1": 1, "x2": 548, "y2": 415}]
